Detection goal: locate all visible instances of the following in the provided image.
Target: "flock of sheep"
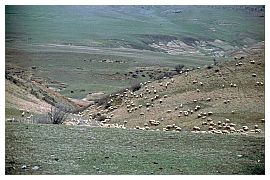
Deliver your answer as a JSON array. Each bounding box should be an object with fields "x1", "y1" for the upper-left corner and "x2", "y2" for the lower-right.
[
  {"x1": 73, "y1": 56, "x2": 264, "y2": 135},
  {"x1": 8, "y1": 51, "x2": 264, "y2": 137}
]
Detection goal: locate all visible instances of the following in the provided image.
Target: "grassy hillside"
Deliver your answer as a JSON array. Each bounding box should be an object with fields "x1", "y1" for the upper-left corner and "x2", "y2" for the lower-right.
[
  {"x1": 5, "y1": 122, "x2": 264, "y2": 175},
  {"x1": 80, "y1": 42, "x2": 265, "y2": 133}
]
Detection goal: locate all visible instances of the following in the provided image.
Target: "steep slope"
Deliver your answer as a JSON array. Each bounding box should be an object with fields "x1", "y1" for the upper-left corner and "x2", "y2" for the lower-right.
[
  {"x1": 5, "y1": 63, "x2": 84, "y2": 119},
  {"x1": 82, "y1": 42, "x2": 265, "y2": 134}
]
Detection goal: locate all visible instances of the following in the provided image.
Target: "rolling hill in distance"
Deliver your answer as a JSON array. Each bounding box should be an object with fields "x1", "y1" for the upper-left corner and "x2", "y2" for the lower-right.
[{"x1": 6, "y1": 5, "x2": 265, "y2": 98}]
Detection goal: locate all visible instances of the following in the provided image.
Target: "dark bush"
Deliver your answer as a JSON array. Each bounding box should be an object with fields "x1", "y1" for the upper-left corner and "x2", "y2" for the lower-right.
[
  {"x1": 130, "y1": 83, "x2": 141, "y2": 92},
  {"x1": 175, "y1": 64, "x2": 184, "y2": 73}
]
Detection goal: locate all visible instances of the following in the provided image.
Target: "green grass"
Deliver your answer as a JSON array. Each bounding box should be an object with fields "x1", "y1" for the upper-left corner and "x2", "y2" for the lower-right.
[
  {"x1": 5, "y1": 122, "x2": 264, "y2": 175},
  {"x1": 5, "y1": 107, "x2": 21, "y2": 119}
]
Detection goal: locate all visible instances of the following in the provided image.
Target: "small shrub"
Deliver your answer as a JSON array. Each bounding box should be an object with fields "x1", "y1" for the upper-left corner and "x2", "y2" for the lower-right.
[{"x1": 48, "y1": 103, "x2": 69, "y2": 124}]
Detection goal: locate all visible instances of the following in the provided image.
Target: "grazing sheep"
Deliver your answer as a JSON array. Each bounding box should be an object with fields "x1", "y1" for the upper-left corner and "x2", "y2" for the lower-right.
[
  {"x1": 193, "y1": 126, "x2": 201, "y2": 131},
  {"x1": 231, "y1": 110, "x2": 235, "y2": 114},
  {"x1": 225, "y1": 119, "x2": 230, "y2": 123},
  {"x1": 146, "y1": 108, "x2": 150, "y2": 111},
  {"x1": 209, "y1": 121, "x2": 215, "y2": 126},
  {"x1": 193, "y1": 99, "x2": 198, "y2": 103},
  {"x1": 176, "y1": 127, "x2": 182, "y2": 131},
  {"x1": 175, "y1": 106, "x2": 178, "y2": 110},
  {"x1": 254, "y1": 124, "x2": 259, "y2": 129},
  {"x1": 252, "y1": 73, "x2": 257, "y2": 77},
  {"x1": 222, "y1": 130, "x2": 229, "y2": 134},
  {"x1": 243, "y1": 126, "x2": 249, "y2": 131},
  {"x1": 164, "y1": 95, "x2": 168, "y2": 98},
  {"x1": 184, "y1": 111, "x2": 189, "y2": 116},
  {"x1": 199, "y1": 82, "x2": 203, "y2": 86},
  {"x1": 217, "y1": 125, "x2": 223, "y2": 129},
  {"x1": 229, "y1": 123, "x2": 236, "y2": 127},
  {"x1": 217, "y1": 121, "x2": 222, "y2": 125},
  {"x1": 145, "y1": 126, "x2": 150, "y2": 130},
  {"x1": 230, "y1": 127, "x2": 236, "y2": 132},
  {"x1": 179, "y1": 104, "x2": 183, "y2": 108},
  {"x1": 178, "y1": 114, "x2": 181, "y2": 117},
  {"x1": 202, "y1": 116, "x2": 207, "y2": 119},
  {"x1": 166, "y1": 125, "x2": 173, "y2": 129},
  {"x1": 146, "y1": 103, "x2": 151, "y2": 107},
  {"x1": 207, "y1": 117, "x2": 212, "y2": 122},
  {"x1": 192, "y1": 80, "x2": 198, "y2": 84},
  {"x1": 153, "y1": 90, "x2": 157, "y2": 94},
  {"x1": 255, "y1": 129, "x2": 262, "y2": 133},
  {"x1": 202, "y1": 122, "x2": 207, "y2": 125},
  {"x1": 206, "y1": 98, "x2": 211, "y2": 101},
  {"x1": 208, "y1": 126, "x2": 214, "y2": 131},
  {"x1": 233, "y1": 84, "x2": 237, "y2": 87},
  {"x1": 139, "y1": 105, "x2": 142, "y2": 108},
  {"x1": 21, "y1": 112, "x2": 25, "y2": 117},
  {"x1": 261, "y1": 119, "x2": 265, "y2": 123},
  {"x1": 167, "y1": 110, "x2": 172, "y2": 113},
  {"x1": 159, "y1": 83, "x2": 163, "y2": 86},
  {"x1": 214, "y1": 130, "x2": 222, "y2": 134},
  {"x1": 197, "y1": 114, "x2": 202, "y2": 118},
  {"x1": 124, "y1": 121, "x2": 127, "y2": 124},
  {"x1": 140, "y1": 112, "x2": 145, "y2": 116},
  {"x1": 208, "y1": 112, "x2": 213, "y2": 115},
  {"x1": 250, "y1": 60, "x2": 255, "y2": 64},
  {"x1": 159, "y1": 99, "x2": 163, "y2": 103}
]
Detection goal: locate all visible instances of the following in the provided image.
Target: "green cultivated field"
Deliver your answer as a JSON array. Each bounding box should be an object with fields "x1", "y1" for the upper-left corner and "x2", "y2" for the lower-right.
[{"x1": 5, "y1": 123, "x2": 264, "y2": 175}]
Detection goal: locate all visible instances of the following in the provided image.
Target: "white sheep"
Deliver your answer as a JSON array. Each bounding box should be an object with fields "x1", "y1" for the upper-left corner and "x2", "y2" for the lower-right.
[
  {"x1": 242, "y1": 126, "x2": 249, "y2": 131},
  {"x1": 167, "y1": 110, "x2": 172, "y2": 113},
  {"x1": 255, "y1": 129, "x2": 262, "y2": 133},
  {"x1": 193, "y1": 126, "x2": 201, "y2": 131},
  {"x1": 249, "y1": 60, "x2": 255, "y2": 64}
]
